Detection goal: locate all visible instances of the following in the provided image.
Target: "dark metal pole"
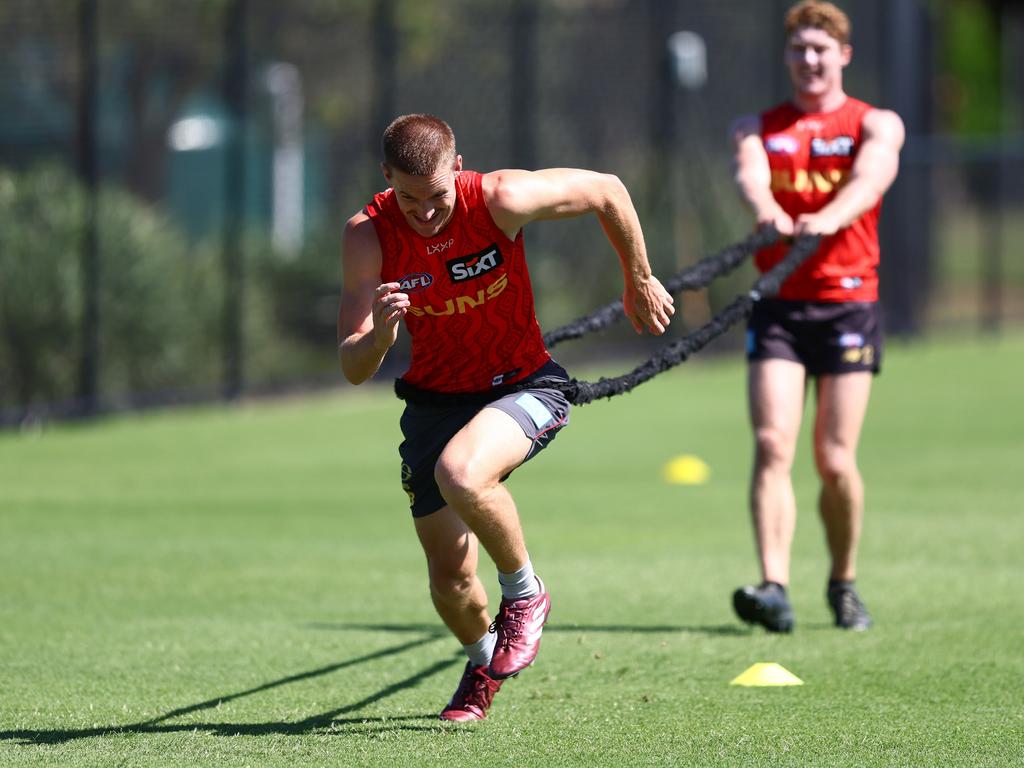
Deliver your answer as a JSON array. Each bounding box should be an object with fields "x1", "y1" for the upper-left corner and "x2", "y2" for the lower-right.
[
  {"x1": 77, "y1": 0, "x2": 99, "y2": 416},
  {"x1": 980, "y1": 156, "x2": 1003, "y2": 334},
  {"x1": 222, "y1": 0, "x2": 248, "y2": 400},
  {"x1": 879, "y1": 0, "x2": 933, "y2": 336},
  {"x1": 981, "y1": 2, "x2": 1015, "y2": 335},
  {"x1": 647, "y1": 0, "x2": 674, "y2": 205},
  {"x1": 772, "y1": 0, "x2": 788, "y2": 103},
  {"x1": 646, "y1": 0, "x2": 675, "y2": 269},
  {"x1": 510, "y1": 0, "x2": 538, "y2": 169},
  {"x1": 370, "y1": 0, "x2": 397, "y2": 160}
]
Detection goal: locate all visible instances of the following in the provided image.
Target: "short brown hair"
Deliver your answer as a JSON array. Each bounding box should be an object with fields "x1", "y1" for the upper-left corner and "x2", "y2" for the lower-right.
[
  {"x1": 785, "y1": 1, "x2": 851, "y2": 45},
  {"x1": 381, "y1": 114, "x2": 456, "y2": 176}
]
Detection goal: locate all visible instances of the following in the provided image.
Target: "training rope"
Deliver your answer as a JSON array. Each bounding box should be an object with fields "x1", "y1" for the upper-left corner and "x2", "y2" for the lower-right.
[
  {"x1": 550, "y1": 234, "x2": 820, "y2": 405},
  {"x1": 542, "y1": 225, "x2": 782, "y2": 349},
  {"x1": 393, "y1": 233, "x2": 820, "y2": 407}
]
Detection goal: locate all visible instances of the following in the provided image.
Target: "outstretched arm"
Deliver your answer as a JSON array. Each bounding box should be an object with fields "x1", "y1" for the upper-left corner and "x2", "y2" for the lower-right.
[
  {"x1": 731, "y1": 113, "x2": 794, "y2": 236},
  {"x1": 337, "y1": 212, "x2": 410, "y2": 385},
  {"x1": 482, "y1": 168, "x2": 674, "y2": 335},
  {"x1": 795, "y1": 109, "x2": 905, "y2": 236}
]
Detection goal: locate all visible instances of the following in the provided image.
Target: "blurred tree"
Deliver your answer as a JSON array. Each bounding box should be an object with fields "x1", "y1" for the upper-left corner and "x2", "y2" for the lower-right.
[
  {"x1": 0, "y1": 164, "x2": 220, "y2": 412},
  {"x1": 939, "y1": 0, "x2": 1002, "y2": 135}
]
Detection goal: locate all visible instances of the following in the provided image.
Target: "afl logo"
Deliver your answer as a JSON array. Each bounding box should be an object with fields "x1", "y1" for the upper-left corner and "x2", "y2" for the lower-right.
[
  {"x1": 398, "y1": 273, "x2": 433, "y2": 293},
  {"x1": 765, "y1": 135, "x2": 799, "y2": 155}
]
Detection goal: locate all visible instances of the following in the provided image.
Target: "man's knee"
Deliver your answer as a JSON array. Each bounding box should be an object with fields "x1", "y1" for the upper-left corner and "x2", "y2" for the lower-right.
[
  {"x1": 754, "y1": 426, "x2": 797, "y2": 469},
  {"x1": 816, "y1": 444, "x2": 858, "y2": 487},
  {"x1": 434, "y1": 456, "x2": 491, "y2": 507},
  {"x1": 428, "y1": 566, "x2": 480, "y2": 606}
]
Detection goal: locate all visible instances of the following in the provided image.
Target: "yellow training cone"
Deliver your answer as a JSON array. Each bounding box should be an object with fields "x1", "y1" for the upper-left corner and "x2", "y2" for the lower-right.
[
  {"x1": 730, "y1": 662, "x2": 804, "y2": 687},
  {"x1": 662, "y1": 454, "x2": 710, "y2": 485}
]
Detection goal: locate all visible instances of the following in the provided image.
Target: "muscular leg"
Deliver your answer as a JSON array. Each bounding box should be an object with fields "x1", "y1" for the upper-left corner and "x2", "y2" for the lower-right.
[
  {"x1": 414, "y1": 506, "x2": 491, "y2": 645},
  {"x1": 748, "y1": 359, "x2": 807, "y2": 586},
  {"x1": 434, "y1": 407, "x2": 534, "y2": 574},
  {"x1": 813, "y1": 372, "x2": 872, "y2": 581}
]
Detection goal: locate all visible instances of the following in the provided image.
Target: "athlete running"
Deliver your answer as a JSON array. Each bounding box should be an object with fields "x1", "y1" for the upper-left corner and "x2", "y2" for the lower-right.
[{"x1": 339, "y1": 114, "x2": 674, "y2": 720}]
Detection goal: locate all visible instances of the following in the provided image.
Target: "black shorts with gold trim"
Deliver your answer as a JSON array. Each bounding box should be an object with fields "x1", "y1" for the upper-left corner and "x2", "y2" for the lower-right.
[
  {"x1": 397, "y1": 360, "x2": 571, "y2": 518},
  {"x1": 746, "y1": 299, "x2": 883, "y2": 376}
]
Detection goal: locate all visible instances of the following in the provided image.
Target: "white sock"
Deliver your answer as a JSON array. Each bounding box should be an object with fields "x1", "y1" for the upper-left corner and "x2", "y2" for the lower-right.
[
  {"x1": 463, "y1": 630, "x2": 497, "y2": 667},
  {"x1": 498, "y1": 559, "x2": 540, "y2": 600}
]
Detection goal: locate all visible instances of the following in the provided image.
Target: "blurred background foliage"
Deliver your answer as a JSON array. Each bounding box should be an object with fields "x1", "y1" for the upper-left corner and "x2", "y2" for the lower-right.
[{"x1": 0, "y1": 0, "x2": 1021, "y2": 421}]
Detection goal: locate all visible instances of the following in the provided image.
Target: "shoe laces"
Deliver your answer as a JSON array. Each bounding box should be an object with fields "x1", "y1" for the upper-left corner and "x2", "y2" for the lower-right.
[
  {"x1": 834, "y1": 588, "x2": 865, "y2": 618},
  {"x1": 451, "y1": 664, "x2": 499, "y2": 711},
  {"x1": 490, "y1": 599, "x2": 527, "y2": 648}
]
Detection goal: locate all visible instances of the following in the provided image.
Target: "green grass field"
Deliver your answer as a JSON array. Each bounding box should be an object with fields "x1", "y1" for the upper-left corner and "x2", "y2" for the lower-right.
[{"x1": 2, "y1": 333, "x2": 1022, "y2": 767}]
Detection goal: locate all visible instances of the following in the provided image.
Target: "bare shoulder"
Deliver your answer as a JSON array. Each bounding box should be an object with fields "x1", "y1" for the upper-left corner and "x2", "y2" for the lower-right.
[
  {"x1": 343, "y1": 210, "x2": 377, "y2": 247},
  {"x1": 862, "y1": 108, "x2": 906, "y2": 148},
  {"x1": 480, "y1": 168, "x2": 536, "y2": 216},
  {"x1": 341, "y1": 210, "x2": 381, "y2": 280},
  {"x1": 729, "y1": 113, "x2": 762, "y2": 144}
]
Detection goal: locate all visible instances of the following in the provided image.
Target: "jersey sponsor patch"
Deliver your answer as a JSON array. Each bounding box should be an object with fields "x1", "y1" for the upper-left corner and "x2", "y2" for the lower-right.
[
  {"x1": 795, "y1": 118, "x2": 825, "y2": 132},
  {"x1": 406, "y1": 272, "x2": 508, "y2": 317},
  {"x1": 491, "y1": 368, "x2": 521, "y2": 386},
  {"x1": 427, "y1": 238, "x2": 454, "y2": 255},
  {"x1": 765, "y1": 135, "x2": 799, "y2": 154},
  {"x1": 397, "y1": 272, "x2": 433, "y2": 292},
  {"x1": 840, "y1": 276, "x2": 863, "y2": 290},
  {"x1": 810, "y1": 135, "x2": 855, "y2": 157},
  {"x1": 446, "y1": 244, "x2": 504, "y2": 283},
  {"x1": 515, "y1": 393, "x2": 553, "y2": 429}
]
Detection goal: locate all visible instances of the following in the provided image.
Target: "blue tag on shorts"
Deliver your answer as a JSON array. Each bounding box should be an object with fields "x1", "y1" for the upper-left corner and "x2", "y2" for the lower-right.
[{"x1": 515, "y1": 393, "x2": 553, "y2": 429}]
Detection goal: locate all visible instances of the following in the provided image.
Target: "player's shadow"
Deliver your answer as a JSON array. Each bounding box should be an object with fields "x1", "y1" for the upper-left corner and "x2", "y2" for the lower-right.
[
  {"x1": 308, "y1": 621, "x2": 747, "y2": 637},
  {"x1": 1, "y1": 635, "x2": 460, "y2": 746},
  {"x1": 2, "y1": 620, "x2": 745, "y2": 746}
]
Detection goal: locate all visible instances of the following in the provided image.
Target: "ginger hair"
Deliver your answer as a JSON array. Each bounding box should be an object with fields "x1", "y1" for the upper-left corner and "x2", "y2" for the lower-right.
[{"x1": 785, "y1": 1, "x2": 851, "y2": 45}]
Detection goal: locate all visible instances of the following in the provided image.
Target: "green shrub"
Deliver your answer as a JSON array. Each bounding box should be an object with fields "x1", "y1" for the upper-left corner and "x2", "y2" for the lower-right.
[
  {"x1": 225, "y1": 229, "x2": 340, "y2": 391},
  {"x1": 0, "y1": 164, "x2": 221, "y2": 412}
]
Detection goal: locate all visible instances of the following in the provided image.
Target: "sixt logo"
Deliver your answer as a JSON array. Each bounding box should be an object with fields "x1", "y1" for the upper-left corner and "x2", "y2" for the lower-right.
[
  {"x1": 446, "y1": 244, "x2": 504, "y2": 283},
  {"x1": 427, "y1": 238, "x2": 454, "y2": 255},
  {"x1": 397, "y1": 273, "x2": 433, "y2": 293},
  {"x1": 811, "y1": 135, "x2": 855, "y2": 157}
]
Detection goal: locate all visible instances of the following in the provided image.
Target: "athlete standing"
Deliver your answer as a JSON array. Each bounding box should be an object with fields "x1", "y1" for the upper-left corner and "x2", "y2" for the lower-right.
[
  {"x1": 339, "y1": 114, "x2": 674, "y2": 719},
  {"x1": 729, "y1": 1, "x2": 905, "y2": 632}
]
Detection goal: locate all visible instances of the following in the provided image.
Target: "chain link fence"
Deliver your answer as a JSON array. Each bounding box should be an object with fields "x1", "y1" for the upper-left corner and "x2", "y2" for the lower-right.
[{"x1": 1, "y1": 0, "x2": 1022, "y2": 423}]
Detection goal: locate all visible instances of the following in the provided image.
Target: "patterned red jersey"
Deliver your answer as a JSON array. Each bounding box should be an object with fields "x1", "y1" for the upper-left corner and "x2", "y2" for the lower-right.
[
  {"x1": 365, "y1": 170, "x2": 550, "y2": 393},
  {"x1": 756, "y1": 97, "x2": 881, "y2": 302}
]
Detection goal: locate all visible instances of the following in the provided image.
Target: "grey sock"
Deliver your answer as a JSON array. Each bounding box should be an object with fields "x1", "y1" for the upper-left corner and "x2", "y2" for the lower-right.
[
  {"x1": 498, "y1": 559, "x2": 540, "y2": 600},
  {"x1": 463, "y1": 630, "x2": 497, "y2": 667}
]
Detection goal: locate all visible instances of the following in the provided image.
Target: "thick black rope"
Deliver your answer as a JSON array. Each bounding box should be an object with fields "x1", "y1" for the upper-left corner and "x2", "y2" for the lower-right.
[
  {"x1": 394, "y1": 233, "x2": 820, "y2": 407},
  {"x1": 542, "y1": 226, "x2": 781, "y2": 349},
  {"x1": 555, "y1": 234, "x2": 820, "y2": 405}
]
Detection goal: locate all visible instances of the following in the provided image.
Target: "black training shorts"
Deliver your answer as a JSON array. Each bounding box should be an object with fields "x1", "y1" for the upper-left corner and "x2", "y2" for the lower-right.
[
  {"x1": 746, "y1": 299, "x2": 883, "y2": 376},
  {"x1": 398, "y1": 360, "x2": 571, "y2": 518}
]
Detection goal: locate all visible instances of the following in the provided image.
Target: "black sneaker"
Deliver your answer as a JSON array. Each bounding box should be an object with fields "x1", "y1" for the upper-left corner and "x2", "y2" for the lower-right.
[
  {"x1": 732, "y1": 582, "x2": 795, "y2": 633},
  {"x1": 827, "y1": 581, "x2": 872, "y2": 631}
]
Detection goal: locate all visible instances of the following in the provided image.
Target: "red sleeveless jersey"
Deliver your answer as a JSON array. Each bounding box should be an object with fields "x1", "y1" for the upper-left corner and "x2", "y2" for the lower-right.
[
  {"x1": 756, "y1": 97, "x2": 881, "y2": 302},
  {"x1": 365, "y1": 170, "x2": 550, "y2": 393}
]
